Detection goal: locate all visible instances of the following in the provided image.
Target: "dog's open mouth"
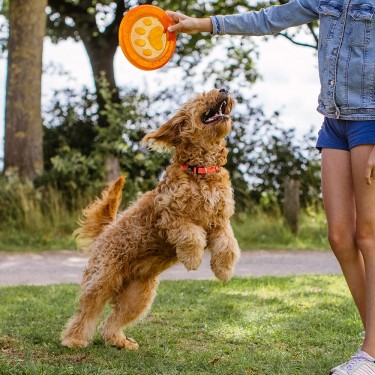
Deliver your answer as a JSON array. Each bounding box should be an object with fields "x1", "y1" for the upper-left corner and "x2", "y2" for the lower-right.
[{"x1": 202, "y1": 99, "x2": 230, "y2": 124}]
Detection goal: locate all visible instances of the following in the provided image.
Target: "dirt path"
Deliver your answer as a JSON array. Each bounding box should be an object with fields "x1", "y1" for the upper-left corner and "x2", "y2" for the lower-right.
[{"x1": 0, "y1": 250, "x2": 341, "y2": 286}]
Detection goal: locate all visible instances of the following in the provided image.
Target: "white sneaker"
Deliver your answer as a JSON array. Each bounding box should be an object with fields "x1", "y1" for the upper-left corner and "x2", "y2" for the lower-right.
[{"x1": 330, "y1": 350, "x2": 375, "y2": 374}]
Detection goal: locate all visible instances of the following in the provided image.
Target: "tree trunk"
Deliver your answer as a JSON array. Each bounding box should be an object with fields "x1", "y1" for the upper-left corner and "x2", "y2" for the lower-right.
[
  {"x1": 82, "y1": 36, "x2": 120, "y2": 126},
  {"x1": 4, "y1": 0, "x2": 47, "y2": 179},
  {"x1": 47, "y1": 0, "x2": 124, "y2": 182},
  {"x1": 105, "y1": 155, "x2": 121, "y2": 182},
  {"x1": 283, "y1": 177, "x2": 300, "y2": 235},
  {"x1": 82, "y1": 32, "x2": 121, "y2": 181}
]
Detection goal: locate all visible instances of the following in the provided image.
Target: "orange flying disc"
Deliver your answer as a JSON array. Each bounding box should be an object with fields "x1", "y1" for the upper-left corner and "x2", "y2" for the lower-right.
[{"x1": 118, "y1": 5, "x2": 176, "y2": 71}]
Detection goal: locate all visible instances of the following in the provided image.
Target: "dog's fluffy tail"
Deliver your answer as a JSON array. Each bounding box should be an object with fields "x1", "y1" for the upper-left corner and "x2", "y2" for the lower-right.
[{"x1": 74, "y1": 176, "x2": 125, "y2": 253}]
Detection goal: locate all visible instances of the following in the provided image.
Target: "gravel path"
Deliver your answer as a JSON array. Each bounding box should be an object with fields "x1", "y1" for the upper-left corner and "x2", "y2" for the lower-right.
[{"x1": 0, "y1": 250, "x2": 342, "y2": 286}]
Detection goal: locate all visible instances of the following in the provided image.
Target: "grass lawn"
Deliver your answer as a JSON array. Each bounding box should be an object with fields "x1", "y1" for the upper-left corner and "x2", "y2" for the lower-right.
[
  {"x1": 0, "y1": 211, "x2": 330, "y2": 252},
  {"x1": 0, "y1": 276, "x2": 362, "y2": 374},
  {"x1": 233, "y1": 211, "x2": 329, "y2": 251}
]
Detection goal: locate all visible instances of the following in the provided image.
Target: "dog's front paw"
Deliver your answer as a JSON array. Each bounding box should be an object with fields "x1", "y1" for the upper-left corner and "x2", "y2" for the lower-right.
[
  {"x1": 212, "y1": 265, "x2": 233, "y2": 283},
  {"x1": 180, "y1": 255, "x2": 202, "y2": 271}
]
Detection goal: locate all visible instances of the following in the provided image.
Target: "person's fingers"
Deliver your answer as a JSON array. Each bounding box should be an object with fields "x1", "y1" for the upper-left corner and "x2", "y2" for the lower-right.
[
  {"x1": 167, "y1": 22, "x2": 183, "y2": 33},
  {"x1": 166, "y1": 10, "x2": 186, "y2": 33},
  {"x1": 365, "y1": 165, "x2": 373, "y2": 185},
  {"x1": 166, "y1": 10, "x2": 187, "y2": 22},
  {"x1": 166, "y1": 10, "x2": 180, "y2": 22}
]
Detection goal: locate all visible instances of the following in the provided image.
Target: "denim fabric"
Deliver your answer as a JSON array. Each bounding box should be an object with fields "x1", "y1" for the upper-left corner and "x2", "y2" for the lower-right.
[
  {"x1": 316, "y1": 117, "x2": 375, "y2": 150},
  {"x1": 210, "y1": 0, "x2": 375, "y2": 121}
]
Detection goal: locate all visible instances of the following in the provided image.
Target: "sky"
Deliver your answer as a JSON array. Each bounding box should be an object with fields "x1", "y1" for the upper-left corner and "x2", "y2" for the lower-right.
[{"x1": 0, "y1": 28, "x2": 323, "y2": 161}]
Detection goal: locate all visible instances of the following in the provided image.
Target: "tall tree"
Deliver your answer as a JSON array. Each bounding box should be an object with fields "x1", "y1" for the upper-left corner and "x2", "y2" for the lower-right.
[
  {"x1": 47, "y1": 0, "x2": 125, "y2": 116},
  {"x1": 4, "y1": 0, "x2": 47, "y2": 179}
]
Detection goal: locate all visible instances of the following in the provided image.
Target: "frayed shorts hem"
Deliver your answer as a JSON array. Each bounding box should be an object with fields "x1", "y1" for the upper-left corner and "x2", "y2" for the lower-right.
[{"x1": 315, "y1": 118, "x2": 375, "y2": 152}]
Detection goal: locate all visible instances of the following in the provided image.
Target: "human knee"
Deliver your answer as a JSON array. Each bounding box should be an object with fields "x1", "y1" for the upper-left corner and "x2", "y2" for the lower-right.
[
  {"x1": 355, "y1": 226, "x2": 375, "y2": 254},
  {"x1": 328, "y1": 230, "x2": 354, "y2": 250},
  {"x1": 328, "y1": 231, "x2": 357, "y2": 262}
]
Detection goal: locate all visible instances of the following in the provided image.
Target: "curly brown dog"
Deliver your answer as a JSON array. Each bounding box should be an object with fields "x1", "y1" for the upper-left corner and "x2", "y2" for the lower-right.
[{"x1": 61, "y1": 88, "x2": 240, "y2": 350}]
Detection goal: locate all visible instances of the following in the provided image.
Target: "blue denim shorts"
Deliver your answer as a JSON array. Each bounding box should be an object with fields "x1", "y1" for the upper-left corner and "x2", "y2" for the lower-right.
[{"x1": 316, "y1": 117, "x2": 375, "y2": 151}]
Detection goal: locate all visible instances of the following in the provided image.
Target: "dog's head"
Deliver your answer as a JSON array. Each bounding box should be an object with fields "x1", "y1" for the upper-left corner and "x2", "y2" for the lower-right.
[{"x1": 142, "y1": 88, "x2": 234, "y2": 151}]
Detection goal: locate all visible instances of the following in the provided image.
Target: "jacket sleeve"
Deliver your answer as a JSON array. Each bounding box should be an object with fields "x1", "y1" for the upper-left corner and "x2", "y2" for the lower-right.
[{"x1": 210, "y1": 0, "x2": 320, "y2": 36}]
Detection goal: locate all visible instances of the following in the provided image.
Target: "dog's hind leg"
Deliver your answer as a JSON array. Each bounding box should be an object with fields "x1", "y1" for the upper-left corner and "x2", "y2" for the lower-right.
[
  {"x1": 61, "y1": 271, "x2": 117, "y2": 348},
  {"x1": 101, "y1": 278, "x2": 158, "y2": 349}
]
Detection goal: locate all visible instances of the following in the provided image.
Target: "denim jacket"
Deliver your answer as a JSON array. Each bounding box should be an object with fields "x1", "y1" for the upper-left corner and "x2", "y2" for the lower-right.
[{"x1": 210, "y1": 0, "x2": 375, "y2": 120}]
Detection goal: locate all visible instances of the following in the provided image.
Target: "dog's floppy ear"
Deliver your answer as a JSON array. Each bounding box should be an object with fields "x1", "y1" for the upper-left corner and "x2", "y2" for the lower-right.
[{"x1": 142, "y1": 113, "x2": 185, "y2": 150}]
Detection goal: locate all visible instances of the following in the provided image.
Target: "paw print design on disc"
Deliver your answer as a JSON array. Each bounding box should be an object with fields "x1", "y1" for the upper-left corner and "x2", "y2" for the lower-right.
[{"x1": 119, "y1": 5, "x2": 176, "y2": 71}]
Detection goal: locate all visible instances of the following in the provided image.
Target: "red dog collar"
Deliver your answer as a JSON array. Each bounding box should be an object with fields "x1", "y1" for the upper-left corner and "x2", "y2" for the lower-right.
[{"x1": 181, "y1": 164, "x2": 220, "y2": 175}]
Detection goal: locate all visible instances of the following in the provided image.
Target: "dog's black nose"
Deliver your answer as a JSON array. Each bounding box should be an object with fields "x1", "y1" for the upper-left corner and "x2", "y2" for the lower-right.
[{"x1": 219, "y1": 88, "x2": 228, "y2": 94}]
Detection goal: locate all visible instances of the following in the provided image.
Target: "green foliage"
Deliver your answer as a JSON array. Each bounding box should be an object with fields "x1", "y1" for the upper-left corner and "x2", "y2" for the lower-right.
[
  {"x1": 45, "y1": 147, "x2": 104, "y2": 193},
  {"x1": 40, "y1": 81, "x2": 322, "y2": 213},
  {"x1": 224, "y1": 91, "x2": 321, "y2": 211},
  {"x1": 42, "y1": 90, "x2": 101, "y2": 197},
  {"x1": 41, "y1": 0, "x2": 322, "y2": 212},
  {"x1": 46, "y1": 0, "x2": 125, "y2": 44},
  {"x1": 0, "y1": 175, "x2": 328, "y2": 250},
  {"x1": 232, "y1": 209, "x2": 329, "y2": 250},
  {"x1": 249, "y1": 123, "x2": 321, "y2": 208},
  {"x1": 225, "y1": 94, "x2": 272, "y2": 212},
  {"x1": 41, "y1": 81, "x2": 172, "y2": 203},
  {"x1": 0, "y1": 0, "x2": 324, "y2": 250},
  {"x1": 0, "y1": 152, "x2": 326, "y2": 252},
  {"x1": 0, "y1": 0, "x2": 8, "y2": 15},
  {"x1": 0, "y1": 173, "x2": 78, "y2": 250},
  {"x1": 43, "y1": 87, "x2": 98, "y2": 162},
  {"x1": 0, "y1": 276, "x2": 361, "y2": 374}
]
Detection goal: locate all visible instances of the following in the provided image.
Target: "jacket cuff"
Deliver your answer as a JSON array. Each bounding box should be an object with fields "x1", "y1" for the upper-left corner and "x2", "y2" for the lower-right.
[{"x1": 209, "y1": 15, "x2": 225, "y2": 35}]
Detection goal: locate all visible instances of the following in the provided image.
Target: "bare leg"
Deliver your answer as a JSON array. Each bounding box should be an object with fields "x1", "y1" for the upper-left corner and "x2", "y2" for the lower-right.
[
  {"x1": 208, "y1": 223, "x2": 240, "y2": 282},
  {"x1": 351, "y1": 145, "x2": 375, "y2": 356},
  {"x1": 101, "y1": 278, "x2": 158, "y2": 349},
  {"x1": 321, "y1": 149, "x2": 366, "y2": 326}
]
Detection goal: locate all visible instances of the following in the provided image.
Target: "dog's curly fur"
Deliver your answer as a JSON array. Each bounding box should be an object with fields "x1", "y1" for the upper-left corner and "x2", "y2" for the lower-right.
[{"x1": 61, "y1": 88, "x2": 240, "y2": 350}]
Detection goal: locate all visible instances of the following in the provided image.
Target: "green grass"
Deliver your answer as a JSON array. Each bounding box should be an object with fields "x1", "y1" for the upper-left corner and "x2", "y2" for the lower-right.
[
  {"x1": 0, "y1": 179, "x2": 80, "y2": 252},
  {"x1": 0, "y1": 210, "x2": 329, "y2": 252},
  {"x1": 0, "y1": 225, "x2": 77, "y2": 252},
  {"x1": 0, "y1": 176, "x2": 329, "y2": 252},
  {"x1": 0, "y1": 276, "x2": 362, "y2": 374},
  {"x1": 232, "y1": 210, "x2": 329, "y2": 251}
]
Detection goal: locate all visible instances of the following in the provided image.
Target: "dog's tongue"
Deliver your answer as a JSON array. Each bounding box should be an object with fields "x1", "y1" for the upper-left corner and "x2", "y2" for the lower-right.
[
  {"x1": 208, "y1": 113, "x2": 222, "y2": 122},
  {"x1": 207, "y1": 101, "x2": 225, "y2": 122}
]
